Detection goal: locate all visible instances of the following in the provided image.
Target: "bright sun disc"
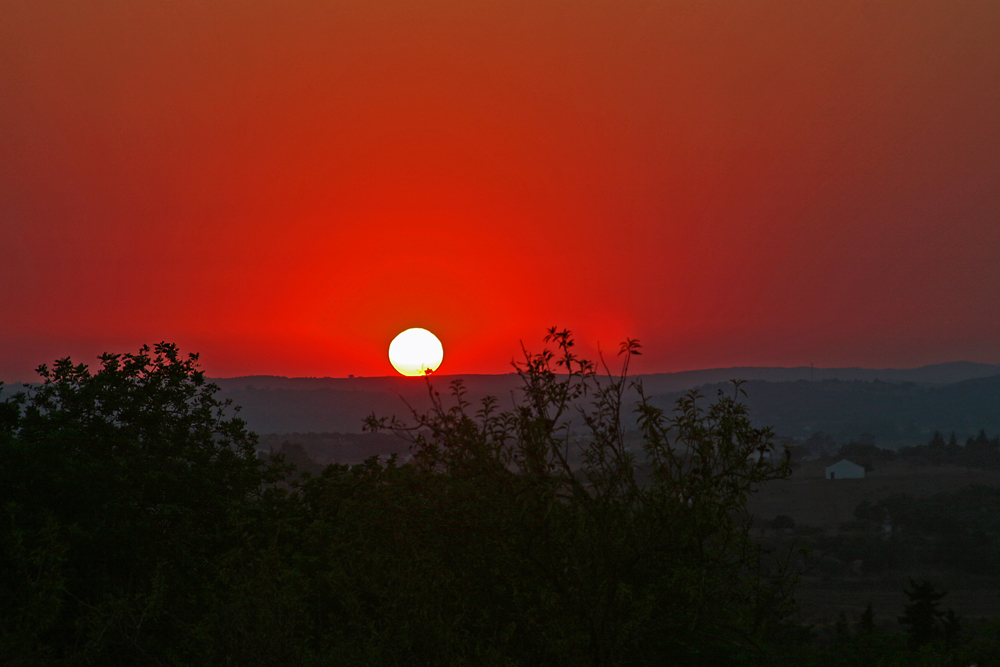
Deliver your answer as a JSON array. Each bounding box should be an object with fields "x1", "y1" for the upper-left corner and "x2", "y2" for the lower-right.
[{"x1": 388, "y1": 328, "x2": 444, "y2": 376}]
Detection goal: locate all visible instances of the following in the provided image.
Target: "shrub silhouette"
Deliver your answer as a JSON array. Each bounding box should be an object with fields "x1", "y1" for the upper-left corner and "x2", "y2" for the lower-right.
[{"x1": 364, "y1": 328, "x2": 794, "y2": 665}]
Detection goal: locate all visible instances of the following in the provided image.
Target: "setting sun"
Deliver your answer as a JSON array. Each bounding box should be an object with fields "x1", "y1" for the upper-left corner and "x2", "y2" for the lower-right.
[{"x1": 388, "y1": 328, "x2": 444, "y2": 376}]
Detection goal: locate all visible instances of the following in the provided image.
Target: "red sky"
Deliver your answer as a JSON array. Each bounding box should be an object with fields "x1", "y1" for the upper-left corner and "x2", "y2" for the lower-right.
[{"x1": 2, "y1": 0, "x2": 998, "y2": 381}]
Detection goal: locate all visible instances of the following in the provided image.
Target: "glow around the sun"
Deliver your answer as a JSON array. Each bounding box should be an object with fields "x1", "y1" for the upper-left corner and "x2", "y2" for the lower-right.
[{"x1": 388, "y1": 328, "x2": 444, "y2": 376}]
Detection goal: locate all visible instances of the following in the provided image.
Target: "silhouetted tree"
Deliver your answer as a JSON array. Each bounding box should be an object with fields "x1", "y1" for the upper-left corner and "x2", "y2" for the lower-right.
[
  {"x1": 0, "y1": 343, "x2": 269, "y2": 664},
  {"x1": 929, "y1": 430, "x2": 947, "y2": 464},
  {"x1": 857, "y1": 603, "x2": 875, "y2": 635},
  {"x1": 898, "y1": 579, "x2": 947, "y2": 648},
  {"x1": 942, "y1": 608, "x2": 962, "y2": 651},
  {"x1": 835, "y1": 611, "x2": 849, "y2": 640}
]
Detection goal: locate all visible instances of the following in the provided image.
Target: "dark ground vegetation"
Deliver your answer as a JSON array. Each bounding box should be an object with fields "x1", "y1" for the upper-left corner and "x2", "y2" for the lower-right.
[{"x1": 2, "y1": 335, "x2": 999, "y2": 666}]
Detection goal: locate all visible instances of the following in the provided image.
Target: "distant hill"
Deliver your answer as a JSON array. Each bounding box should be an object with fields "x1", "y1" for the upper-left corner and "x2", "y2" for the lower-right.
[
  {"x1": 5, "y1": 362, "x2": 998, "y2": 445},
  {"x1": 202, "y1": 362, "x2": 1000, "y2": 443},
  {"x1": 633, "y1": 361, "x2": 1000, "y2": 393},
  {"x1": 210, "y1": 374, "x2": 524, "y2": 434},
  {"x1": 212, "y1": 360, "x2": 1000, "y2": 394},
  {"x1": 647, "y1": 374, "x2": 1000, "y2": 446}
]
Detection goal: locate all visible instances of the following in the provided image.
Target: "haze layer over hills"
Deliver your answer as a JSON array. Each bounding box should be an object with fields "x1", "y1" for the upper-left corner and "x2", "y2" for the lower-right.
[
  {"x1": 214, "y1": 362, "x2": 1000, "y2": 441},
  {"x1": 5, "y1": 362, "x2": 996, "y2": 444}
]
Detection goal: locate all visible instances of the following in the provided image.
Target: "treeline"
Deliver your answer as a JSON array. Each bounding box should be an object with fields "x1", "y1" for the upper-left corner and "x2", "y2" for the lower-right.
[
  {"x1": 787, "y1": 430, "x2": 1000, "y2": 471},
  {"x1": 907, "y1": 429, "x2": 1000, "y2": 468}
]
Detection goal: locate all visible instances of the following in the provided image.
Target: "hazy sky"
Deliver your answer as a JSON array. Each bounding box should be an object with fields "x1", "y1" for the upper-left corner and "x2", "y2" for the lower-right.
[{"x1": 2, "y1": 0, "x2": 998, "y2": 380}]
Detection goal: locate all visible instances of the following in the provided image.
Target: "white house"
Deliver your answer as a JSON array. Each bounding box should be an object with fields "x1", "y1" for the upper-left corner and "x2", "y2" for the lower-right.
[{"x1": 825, "y1": 459, "x2": 865, "y2": 480}]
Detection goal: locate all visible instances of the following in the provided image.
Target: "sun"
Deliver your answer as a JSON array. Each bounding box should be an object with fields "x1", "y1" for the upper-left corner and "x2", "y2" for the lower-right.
[{"x1": 388, "y1": 328, "x2": 444, "y2": 376}]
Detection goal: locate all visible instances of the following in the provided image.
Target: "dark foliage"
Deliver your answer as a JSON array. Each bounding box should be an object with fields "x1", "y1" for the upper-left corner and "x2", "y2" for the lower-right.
[
  {"x1": 4, "y1": 335, "x2": 999, "y2": 666},
  {"x1": 0, "y1": 343, "x2": 269, "y2": 665},
  {"x1": 898, "y1": 579, "x2": 948, "y2": 648}
]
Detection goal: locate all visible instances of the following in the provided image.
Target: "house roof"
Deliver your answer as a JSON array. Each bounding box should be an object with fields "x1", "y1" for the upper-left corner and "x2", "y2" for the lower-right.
[{"x1": 826, "y1": 458, "x2": 864, "y2": 471}]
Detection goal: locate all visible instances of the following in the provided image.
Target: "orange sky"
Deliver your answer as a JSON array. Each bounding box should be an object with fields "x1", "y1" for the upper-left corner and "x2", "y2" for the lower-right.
[{"x1": 2, "y1": 0, "x2": 998, "y2": 380}]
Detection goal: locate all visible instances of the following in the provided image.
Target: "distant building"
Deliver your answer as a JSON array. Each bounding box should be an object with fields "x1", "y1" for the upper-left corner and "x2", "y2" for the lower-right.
[{"x1": 825, "y1": 459, "x2": 865, "y2": 480}]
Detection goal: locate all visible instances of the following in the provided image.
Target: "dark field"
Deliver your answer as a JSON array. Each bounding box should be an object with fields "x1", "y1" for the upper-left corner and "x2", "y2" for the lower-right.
[
  {"x1": 750, "y1": 461, "x2": 1000, "y2": 527},
  {"x1": 749, "y1": 462, "x2": 1000, "y2": 625}
]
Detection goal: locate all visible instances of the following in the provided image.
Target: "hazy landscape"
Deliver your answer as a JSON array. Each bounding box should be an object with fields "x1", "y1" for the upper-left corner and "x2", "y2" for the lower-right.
[{"x1": 214, "y1": 361, "x2": 1000, "y2": 447}]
